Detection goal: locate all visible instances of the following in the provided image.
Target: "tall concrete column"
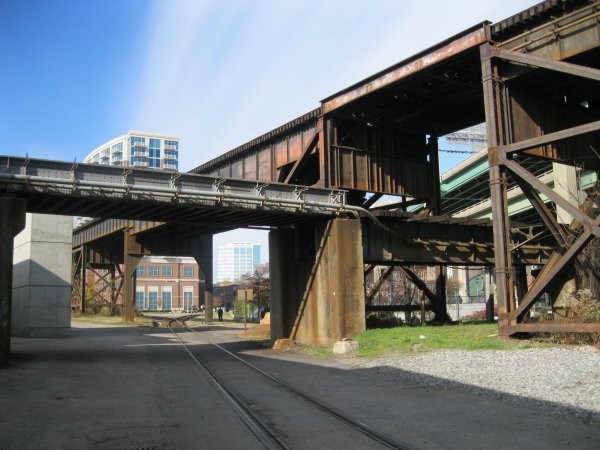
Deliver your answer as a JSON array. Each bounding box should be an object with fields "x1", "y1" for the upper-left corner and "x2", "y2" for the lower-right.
[
  {"x1": 12, "y1": 214, "x2": 72, "y2": 338},
  {"x1": 0, "y1": 197, "x2": 26, "y2": 366},
  {"x1": 191, "y1": 234, "x2": 213, "y2": 323},
  {"x1": 270, "y1": 218, "x2": 365, "y2": 346}
]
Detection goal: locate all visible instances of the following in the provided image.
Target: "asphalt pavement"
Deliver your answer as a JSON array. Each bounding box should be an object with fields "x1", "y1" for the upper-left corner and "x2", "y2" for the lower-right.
[{"x1": 1, "y1": 321, "x2": 598, "y2": 450}]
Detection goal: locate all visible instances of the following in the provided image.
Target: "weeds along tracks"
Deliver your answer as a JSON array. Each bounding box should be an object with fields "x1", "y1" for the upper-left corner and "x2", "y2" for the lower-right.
[{"x1": 169, "y1": 324, "x2": 409, "y2": 450}]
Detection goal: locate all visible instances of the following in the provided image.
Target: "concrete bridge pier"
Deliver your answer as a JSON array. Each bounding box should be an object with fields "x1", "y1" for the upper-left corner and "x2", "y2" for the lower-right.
[
  {"x1": 270, "y1": 218, "x2": 365, "y2": 346},
  {"x1": 0, "y1": 197, "x2": 26, "y2": 365}
]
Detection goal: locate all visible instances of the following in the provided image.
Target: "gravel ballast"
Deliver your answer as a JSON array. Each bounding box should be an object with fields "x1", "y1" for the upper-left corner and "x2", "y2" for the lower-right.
[{"x1": 350, "y1": 346, "x2": 600, "y2": 424}]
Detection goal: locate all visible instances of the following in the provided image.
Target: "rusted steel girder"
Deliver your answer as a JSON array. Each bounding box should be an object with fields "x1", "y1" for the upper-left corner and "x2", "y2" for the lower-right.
[
  {"x1": 362, "y1": 217, "x2": 553, "y2": 266},
  {"x1": 321, "y1": 26, "x2": 488, "y2": 114},
  {"x1": 490, "y1": 47, "x2": 600, "y2": 82},
  {"x1": 74, "y1": 219, "x2": 165, "y2": 248},
  {"x1": 496, "y1": 1, "x2": 600, "y2": 57}
]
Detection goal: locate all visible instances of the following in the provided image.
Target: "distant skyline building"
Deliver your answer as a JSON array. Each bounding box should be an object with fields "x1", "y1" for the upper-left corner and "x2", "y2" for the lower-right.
[
  {"x1": 216, "y1": 242, "x2": 261, "y2": 283},
  {"x1": 83, "y1": 130, "x2": 179, "y2": 171}
]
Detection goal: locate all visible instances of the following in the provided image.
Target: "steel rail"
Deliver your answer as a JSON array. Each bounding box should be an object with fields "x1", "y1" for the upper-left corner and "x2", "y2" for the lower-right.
[
  {"x1": 169, "y1": 327, "x2": 288, "y2": 450},
  {"x1": 179, "y1": 324, "x2": 411, "y2": 450}
]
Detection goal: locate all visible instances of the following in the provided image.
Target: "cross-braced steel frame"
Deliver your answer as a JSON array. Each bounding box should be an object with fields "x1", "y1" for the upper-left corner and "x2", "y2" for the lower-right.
[{"x1": 480, "y1": 42, "x2": 600, "y2": 335}]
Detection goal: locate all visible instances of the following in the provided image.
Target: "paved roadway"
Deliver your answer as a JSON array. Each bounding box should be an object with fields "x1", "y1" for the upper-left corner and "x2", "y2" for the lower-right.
[{"x1": 1, "y1": 322, "x2": 598, "y2": 449}]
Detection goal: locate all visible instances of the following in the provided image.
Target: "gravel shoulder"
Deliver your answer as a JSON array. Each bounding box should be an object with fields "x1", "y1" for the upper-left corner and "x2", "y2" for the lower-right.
[{"x1": 342, "y1": 346, "x2": 600, "y2": 424}]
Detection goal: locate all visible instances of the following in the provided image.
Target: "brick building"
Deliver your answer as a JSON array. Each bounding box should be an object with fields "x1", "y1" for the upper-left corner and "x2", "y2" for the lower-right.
[
  {"x1": 86, "y1": 256, "x2": 203, "y2": 312},
  {"x1": 135, "y1": 256, "x2": 203, "y2": 311}
]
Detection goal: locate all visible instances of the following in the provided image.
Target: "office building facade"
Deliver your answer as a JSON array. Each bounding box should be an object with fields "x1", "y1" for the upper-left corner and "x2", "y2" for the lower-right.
[{"x1": 216, "y1": 242, "x2": 261, "y2": 283}]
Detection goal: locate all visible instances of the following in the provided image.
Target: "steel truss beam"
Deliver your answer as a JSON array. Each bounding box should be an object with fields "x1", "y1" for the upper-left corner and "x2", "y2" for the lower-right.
[
  {"x1": 480, "y1": 40, "x2": 600, "y2": 336},
  {"x1": 86, "y1": 264, "x2": 123, "y2": 311},
  {"x1": 365, "y1": 266, "x2": 393, "y2": 304},
  {"x1": 362, "y1": 263, "x2": 448, "y2": 320},
  {"x1": 490, "y1": 47, "x2": 600, "y2": 82},
  {"x1": 283, "y1": 131, "x2": 319, "y2": 184},
  {"x1": 509, "y1": 170, "x2": 568, "y2": 246},
  {"x1": 71, "y1": 247, "x2": 84, "y2": 312},
  {"x1": 396, "y1": 265, "x2": 452, "y2": 323}
]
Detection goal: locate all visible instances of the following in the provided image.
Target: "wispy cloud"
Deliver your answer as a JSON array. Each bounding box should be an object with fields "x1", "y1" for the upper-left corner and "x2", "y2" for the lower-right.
[{"x1": 127, "y1": 0, "x2": 534, "y2": 171}]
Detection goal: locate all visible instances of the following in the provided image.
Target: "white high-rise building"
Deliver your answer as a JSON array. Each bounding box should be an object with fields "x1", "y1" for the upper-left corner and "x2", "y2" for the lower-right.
[
  {"x1": 83, "y1": 130, "x2": 179, "y2": 171},
  {"x1": 217, "y1": 242, "x2": 261, "y2": 283},
  {"x1": 76, "y1": 131, "x2": 180, "y2": 227}
]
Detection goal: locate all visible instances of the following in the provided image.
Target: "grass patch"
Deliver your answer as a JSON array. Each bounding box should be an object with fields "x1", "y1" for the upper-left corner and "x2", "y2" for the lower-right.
[
  {"x1": 72, "y1": 313, "x2": 154, "y2": 327},
  {"x1": 309, "y1": 347, "x2": 335, "y2": 358},
  {"x1": 354, "y1": 323, "x2": 543, "y2": 357}
]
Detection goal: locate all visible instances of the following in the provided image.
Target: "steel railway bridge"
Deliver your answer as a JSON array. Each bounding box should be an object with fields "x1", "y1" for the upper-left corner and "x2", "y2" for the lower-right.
[{"x1": 1, "y1": 0, "x2": 599, "y2": 361}]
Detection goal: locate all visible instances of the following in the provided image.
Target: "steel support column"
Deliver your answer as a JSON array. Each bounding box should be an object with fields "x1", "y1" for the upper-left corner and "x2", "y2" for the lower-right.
[
  {"x1": 0, "y1": 197, "x2": 26, "y2": 366},
  {"x1": 435, "y1": 265, "x2": 448, "y2": 312},
  {"x1": 481, "y1": 43, "x2": 514, "y2": 335},
  {"x1": 123, "y1": 230, "x2": 143, "y2": 323},
  {"x1": 190, "y1": 235, "x2": 213, "y2": 323}
]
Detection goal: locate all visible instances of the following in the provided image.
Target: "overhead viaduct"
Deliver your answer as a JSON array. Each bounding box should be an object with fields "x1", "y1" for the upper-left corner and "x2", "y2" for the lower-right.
[{"x1": 1, "y1": 0, "x2": 599, "y2": 361}]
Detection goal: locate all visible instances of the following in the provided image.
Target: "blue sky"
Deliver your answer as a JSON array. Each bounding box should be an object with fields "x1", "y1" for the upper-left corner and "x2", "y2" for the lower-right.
[{"x1": 1, "y1": 0, "x2": 535, "y2": 264}]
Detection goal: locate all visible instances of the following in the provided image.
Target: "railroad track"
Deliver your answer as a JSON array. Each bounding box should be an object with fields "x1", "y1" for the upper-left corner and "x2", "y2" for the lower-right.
[{"x1": 168, "y1": 323, "x2": 412, "y2": 450}]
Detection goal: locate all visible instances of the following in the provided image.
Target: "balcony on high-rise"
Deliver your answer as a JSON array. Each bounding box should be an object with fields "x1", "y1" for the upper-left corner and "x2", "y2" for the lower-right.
[
  {"x1": 132, "y1": 159, "x2": 149, "y2": 168},
  {"x1": 163, "y1": 161, "x2": 177, "y2": 171},
  {"x1": 132, "y1": 148, "x2": 149, "y2": 158},
  {"x1": 163, "y1": 150, "x2": 177, "y2": 160}
]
